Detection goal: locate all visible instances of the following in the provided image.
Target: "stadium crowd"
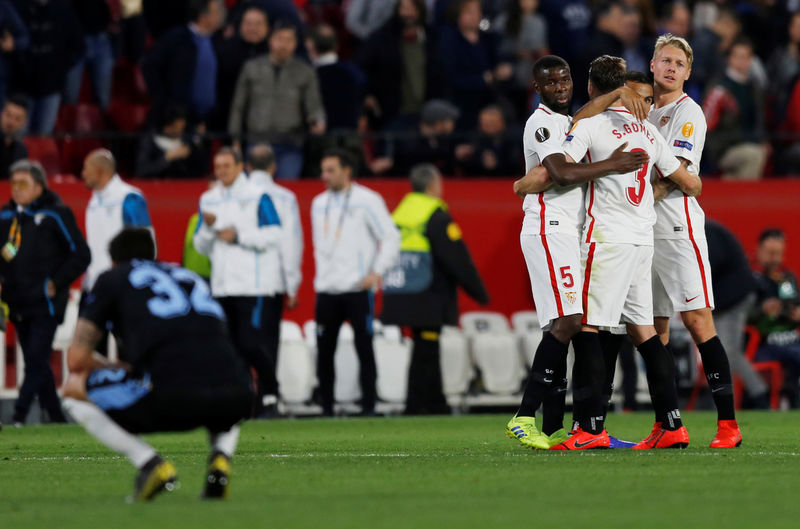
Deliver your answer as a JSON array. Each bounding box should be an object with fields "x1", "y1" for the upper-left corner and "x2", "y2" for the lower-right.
[{"x1": 0, "y1": 0, "x2": 799, "y2": 179}]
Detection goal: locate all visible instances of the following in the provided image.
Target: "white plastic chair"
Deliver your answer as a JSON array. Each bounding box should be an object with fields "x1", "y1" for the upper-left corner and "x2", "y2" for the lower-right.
[
  {"x1": 276, "y1": 320, "x2": 315, "y2": 403},
  {"x1": 440, "y1": 326, "x2": 472, "y2": 396},
  {"x1": 511, "y1": 310, "x2": 543, "y2": 366},
  {"x1": 460, "y1": 311, "x2": 511, "y2": 335},
  {"x1": 472, "y1": 333, "x2": 526, "y2": 394},
  {"x1": 334, "y1": 323, "x2": 362, "y2": 403},
  {"x1": 374, "y1": 335, "x2": 411, "y2": 403}
]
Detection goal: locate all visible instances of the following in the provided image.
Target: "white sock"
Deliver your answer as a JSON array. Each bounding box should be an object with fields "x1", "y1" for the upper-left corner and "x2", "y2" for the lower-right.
[
  {"x1": 63, "y1": 398, "x2": 157, "y2": 468},
  {"x1": 209, "y1": 425, "x2": 240, "y2": 458}
]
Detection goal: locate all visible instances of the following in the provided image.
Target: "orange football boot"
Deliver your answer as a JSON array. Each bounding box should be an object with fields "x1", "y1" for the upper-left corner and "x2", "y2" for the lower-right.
[
  {"x1": 709, "y1": 420, "x2": 742, "y2": 448},
  {"x1": 550, "y1": 427, "x2": 610, "y2": 450},
  {"x1": 632, "y1": 423, "x2": 689, "y2": 449}
]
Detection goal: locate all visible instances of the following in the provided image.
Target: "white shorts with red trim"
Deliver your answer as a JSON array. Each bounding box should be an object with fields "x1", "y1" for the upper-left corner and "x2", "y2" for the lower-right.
[
  {"x1": 520, "y1": 232, "x2": 583, "y2": 329},
  {"x1": 652, "y1": 238, "x2": 715, "y2": 317},
  {"x1": 581, "y1": 242, "x2": 654, "y2": 327}
]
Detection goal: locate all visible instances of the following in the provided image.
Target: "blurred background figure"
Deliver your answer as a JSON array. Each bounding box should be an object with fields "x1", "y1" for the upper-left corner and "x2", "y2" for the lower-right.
[
  {"x1": 750, "y1": 228, "x2": 800, "y2": 408},
  {"x1": 0, "y1": 95, "x2": 28, "y2": 179},
  {"x1": 456, "y1": 104, "x2": 521, "y2": 176},
  {"x1": 0, "y1": 0, "x2": 29, "y2": 106},
  {"x1": 229, "y1": 21, "x2": 325, "y2": 180},
  {"x1": 382, "y1": 164, "x2": 488, "y2": 415},
  {"x1": 63, "y1": 0, "x2": 115, "y2": 112},
  {"x1": 136, "y1": 105, "x2": 208, "y2": 178}
]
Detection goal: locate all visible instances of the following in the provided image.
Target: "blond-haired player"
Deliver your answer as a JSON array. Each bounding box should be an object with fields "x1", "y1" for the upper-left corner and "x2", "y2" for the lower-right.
[{"x1": 648, "y1": 34, "x2": 742, "y2": 448}]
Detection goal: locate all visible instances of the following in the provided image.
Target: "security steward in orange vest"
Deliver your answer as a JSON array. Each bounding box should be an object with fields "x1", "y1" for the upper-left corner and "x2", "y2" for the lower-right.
[{"x1": 381, "y1": 164, "x2": 489, "y2": 414}]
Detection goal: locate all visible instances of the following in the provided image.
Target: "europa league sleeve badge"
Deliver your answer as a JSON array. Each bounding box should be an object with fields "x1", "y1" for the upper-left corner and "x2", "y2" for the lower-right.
[{"x1": 535, "y1": 127, "x2": 550, "y2": 142}]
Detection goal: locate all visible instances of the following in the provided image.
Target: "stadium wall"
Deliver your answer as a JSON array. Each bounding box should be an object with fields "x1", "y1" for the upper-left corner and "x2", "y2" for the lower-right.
[{"x1": 18, "y1": 178, "x2": 800, "y2": 324}]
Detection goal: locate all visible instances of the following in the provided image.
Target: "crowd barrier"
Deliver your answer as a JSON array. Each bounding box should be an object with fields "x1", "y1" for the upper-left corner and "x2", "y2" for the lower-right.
[{"x1": 2, "y1": 177, "x2": 798, "y2": 324}]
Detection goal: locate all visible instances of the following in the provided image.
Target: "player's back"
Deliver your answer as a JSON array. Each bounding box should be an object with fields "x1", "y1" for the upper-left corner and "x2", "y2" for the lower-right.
[
  {"x1": 563, "y1": 108, "x2": 679, "y2": 245},
  {"x1": 90, "y1": 260, "x2": 248, "y2": 388},
  {"x1": 521, "y1": 104, "x2": 585, "y2": 238}
]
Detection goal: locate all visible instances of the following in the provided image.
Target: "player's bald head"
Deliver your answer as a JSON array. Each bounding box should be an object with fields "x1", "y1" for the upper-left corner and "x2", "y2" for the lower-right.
[{"x1": 86, "y1": 148, "x2": 116, "y2": 174}]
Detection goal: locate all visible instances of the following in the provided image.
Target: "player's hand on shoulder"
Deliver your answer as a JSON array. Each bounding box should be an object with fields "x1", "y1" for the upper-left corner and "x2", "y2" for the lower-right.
[
  {"x1": 619, "y1": 86, "x2": 649, "y2": 122},
  {"x1": 609, "y1": 142, "x2": 648, "y2": 173}
]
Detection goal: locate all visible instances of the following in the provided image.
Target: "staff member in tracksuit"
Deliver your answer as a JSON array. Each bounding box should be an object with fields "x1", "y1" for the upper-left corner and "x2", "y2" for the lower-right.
[
  {"x1": 382, "y1": 163, "x2": 489, "y2": 415},
  {"x1": 0, "y1": 160, "x2": 90, "y2": 425},
  {"x1": 194, "y1": 147, "x2": 283, "y2": 416},
  {"x1": 311, "y1": 148, "x2": 400, "y2": 416}
]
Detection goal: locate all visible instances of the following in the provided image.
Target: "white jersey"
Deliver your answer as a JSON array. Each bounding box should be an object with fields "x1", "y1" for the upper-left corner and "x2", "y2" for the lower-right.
[
  {"x1": 521, "y1": 104, "x2": 585, "y2": 238},
  {"x1": 562, "y1": 107, "x2": 681, "y2": 246},
  {"x1": 648, "y1": 94, "x2": 708, "y2": 240}
]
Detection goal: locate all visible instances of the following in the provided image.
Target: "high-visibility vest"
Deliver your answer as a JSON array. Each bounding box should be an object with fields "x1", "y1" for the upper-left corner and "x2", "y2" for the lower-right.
[{"x1": 383, "y1": 193, "x2": 446, "y2": 293}]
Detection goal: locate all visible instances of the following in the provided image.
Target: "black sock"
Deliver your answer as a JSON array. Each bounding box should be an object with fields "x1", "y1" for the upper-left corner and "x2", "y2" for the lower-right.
[
  {"x1": 517, "y1": 332, "x2": 568, "y2": 417},
  {"x1": 571, "y1": 332, "x2": 606, "y2": 434},
  {"x1": 541, "y1": 349, "x2": 568, "y2": 435},
  {"x1": 698, "y1": 335, "x2": 736, "y2": 421},
  {"x1": 599, "y1": 331, "x2": 624, "y2": 418},
  {"x1": 637, "y1": 336, "x2": 683, "y2": 430}
]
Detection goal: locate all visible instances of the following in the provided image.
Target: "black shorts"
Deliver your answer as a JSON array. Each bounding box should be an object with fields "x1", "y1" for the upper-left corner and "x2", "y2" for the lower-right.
[{"x1": 85, "y1": 367, "x2": 252, "y2": 434}]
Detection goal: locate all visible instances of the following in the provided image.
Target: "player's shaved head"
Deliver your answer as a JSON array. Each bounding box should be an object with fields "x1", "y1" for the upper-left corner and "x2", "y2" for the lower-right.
[
  {"x1": 589, "y1": 55, "x2": 627, "y2": 96},
  {"x1": 109, "y1": 228, "x2": 156, "y2": 264},
  {"x1": 532, "y1": 55, "x2": 573, "y2": 114},
  {"x1": 87, "y1": 149, "x2": 116, "y2": 174}
]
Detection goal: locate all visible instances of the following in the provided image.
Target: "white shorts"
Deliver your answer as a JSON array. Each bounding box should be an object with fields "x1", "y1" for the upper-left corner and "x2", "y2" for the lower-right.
[
  {"x1": 582, "y1": 242, "x2": 654, "y2": 327},
  {"x1": 652, "y1": 238, "x2": 715, "y2": 317},
  {"x1": 520, "y1": 232, "x2": 583, "y2": 329}
]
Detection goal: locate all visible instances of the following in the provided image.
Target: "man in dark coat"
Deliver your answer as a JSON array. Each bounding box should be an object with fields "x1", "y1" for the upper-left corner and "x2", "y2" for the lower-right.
[
  {"x1": 0, "y1": 160, "x2": 90, "y2": 424},
  {"x1": 382, "y1": 163, "x2": 489, "y2": 414}
]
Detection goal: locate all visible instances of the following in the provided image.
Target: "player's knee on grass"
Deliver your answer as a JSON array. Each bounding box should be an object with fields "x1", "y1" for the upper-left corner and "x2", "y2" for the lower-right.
[
  {"x1": 63, "y1": 372, "x2": 89, "y2": 401},
  {"x1": 680, "y1": 308, "x2": 717, "y2": 344},
  {"x1": 551, "y1": 314, "x2": 582, "y2": 343}
]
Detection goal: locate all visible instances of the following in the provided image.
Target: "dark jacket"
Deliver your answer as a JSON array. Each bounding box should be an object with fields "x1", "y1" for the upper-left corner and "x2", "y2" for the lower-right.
[
  {"x1": 135, "y1": 132, "x2": 209, "y2": 178},
  {"x1": 142, "y1": 25, "x2": 198, "y2": 122},
  {"x1": 0, "y1": 137, "x2": 26, "y2": 179},
  {"x1": 0, "y1": 188, "x2": 90, "y2": 322},
  {"x1": 358, "y1": 19, "x2": 439, "y2": 128},
  {"x1": 382, "y1": 207, "x2": 489, "y2": 328},
  {"x1": 11, "y1": 0, "x2": 84, "y2": 97},
  {"x1": 316, "y1": 60, "x2": 365, "y2": 130},
  {"x1": 214, "y1": 35, "x2": 268, "y2": 131},
  {"x1": 705, "y1": 219, "x2": 756, "y2": 311}
]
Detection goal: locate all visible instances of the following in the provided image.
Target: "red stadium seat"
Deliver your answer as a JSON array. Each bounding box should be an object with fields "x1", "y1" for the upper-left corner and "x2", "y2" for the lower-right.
[
  {"x1": 110, "y1": 59, "x2": 149, "y2": 105},
  {"x1": 23, "y1": 137, "x2": 62, "y2": 175},
  {"x1": 107, "y1": 102, "x2": 150, "y2": 133},
  {"x1": 55, "y1": 104, "x2": 106, "y2": 134},
  {"x1": 733, "y1": 326, "x2": 784, "y2": 410},
  {"x1": 60, "y1": 137, "x2": 106, "y2": 176}
]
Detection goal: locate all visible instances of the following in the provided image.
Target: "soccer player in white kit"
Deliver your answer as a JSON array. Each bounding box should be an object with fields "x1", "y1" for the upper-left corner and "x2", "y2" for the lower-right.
[
  {"x1": 506, "y1": 56, "x2": 648, "y2": 449},
  {"x1": 544, "y1": 56, "x2": 702, "y2": 450},
  {"x1": 648, "y1": 35, "x2": 742, "y2": 448}
]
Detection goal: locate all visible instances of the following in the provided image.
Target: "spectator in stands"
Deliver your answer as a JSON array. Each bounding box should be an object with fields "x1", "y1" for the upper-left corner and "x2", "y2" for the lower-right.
[
  {"x1": 456, "y1": 105, "x2": 522, "y2": 177},
  {"x1": 214, "y1": 6, "x2": 269, "y2": 132},
  {"x1": 135, "y1": 105, "x2": 208, "y2": 178},
  {"x1": 436, "y1": 0, "x2": 507, "y2": 130},
  {"x1": 538, "y1": 0, "x2": 590, "y2": 84},
  {"x1": 750, "y1": 228, "x2": 800, "y2": 407},
  {"x1": 493, "y1": 0, "x2": 548, "y2": 118},
  {"x1": 142, "y1": 0, "x2": 189, "y2": 39},
  {"x1": 229, "y1": 21, "x2": 325, "y2": 179},
  {"x1": 81, "y1": 149, "x2": 153, "y2": 352},
  {"x1": 194, "y1": 147, "x2": 284, "y2": 416},
  {"x1": 11, "y1": 0, "x2": 84, "y2": 135},
  {"x1": 0, "y1": 1, "x2": 29, "y2": 105},
  {"x1": 358, "y1": 0, "x2": 435, "y2": 132},
  {"x1": 382, "y1": 164, "x2": 488, "y2": 415},
  {"x1": 703, "y1": 37, "x2": 768, "y2": 180},
  {"x1": 0, "y1": 160, "x2": 90, "y2": 425},
  {"x1": 690, "y1": 7, "x2": 741, "y2": 92},
  {"x1": 307, "y1": 23, "x2": 365, "y2": 132},
  {"x1": 370, "y1": 99, "x2": 464, "y2": 176},
  {"x1": 311, "y1": 148, "x2": 400, "y2": 416},
  {"x1": 767, "y1": 12, "x2": 800, "y2": 126},
  {"x1": 143, "y1": 0, "x2": 223, "y2": 128},
  {"x1": 118, "y1": 0, "x2": 147, "y2": 63},
  {"x1": 345, "y1": 0, "x2": 397, "y2": 41},
  {"x1": 706, "y1": 219, "x2": 769, "y2": 408},
  {"x1": 0, "y1": 95, "x2": 28, "y2": 179},
  {"x1": 618, "y1": 5, "x2": 652, "y2": 74},
  {"x1": 224, "y1": 0, "x2": 304, "y2": 42},
  {"x1": 64, "y1": 0, "x2": 115, "y2": 112},
  {"x1": 658, "y1": 1, "x2": 692, "y2": 39}
]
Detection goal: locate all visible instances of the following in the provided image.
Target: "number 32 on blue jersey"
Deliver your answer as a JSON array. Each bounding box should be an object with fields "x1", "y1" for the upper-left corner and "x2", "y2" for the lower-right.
[{"x1": 129, "y1": 262, "x2": 224, "y2": 320}]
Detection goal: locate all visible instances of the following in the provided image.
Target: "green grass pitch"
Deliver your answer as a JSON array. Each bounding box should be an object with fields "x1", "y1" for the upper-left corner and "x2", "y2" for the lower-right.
[{"x1": 1, "y1": 411, "x2": 799, "y2": 528}]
